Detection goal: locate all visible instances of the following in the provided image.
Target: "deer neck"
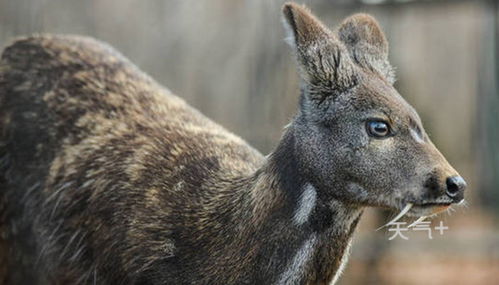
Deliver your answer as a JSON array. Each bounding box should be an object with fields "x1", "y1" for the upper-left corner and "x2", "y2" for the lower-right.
[{"x1": 225, "y1": 128, "x2": 364, "y2": 284}]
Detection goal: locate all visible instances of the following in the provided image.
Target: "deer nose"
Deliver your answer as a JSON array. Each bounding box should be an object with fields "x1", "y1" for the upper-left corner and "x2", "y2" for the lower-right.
[{"x1": 446, "y1": 176, "x2": 466, "y2": 199}]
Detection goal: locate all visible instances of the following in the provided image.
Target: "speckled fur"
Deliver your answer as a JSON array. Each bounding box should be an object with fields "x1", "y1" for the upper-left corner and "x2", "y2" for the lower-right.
[{"x1": 0, "y1": 3, "x2": 464, "y2": 285}]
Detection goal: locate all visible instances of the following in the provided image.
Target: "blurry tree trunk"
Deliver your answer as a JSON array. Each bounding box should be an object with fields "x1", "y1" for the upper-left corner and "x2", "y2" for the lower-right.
[{"x1": 477, "y1": 0, "x2": 499, "y2": 213}]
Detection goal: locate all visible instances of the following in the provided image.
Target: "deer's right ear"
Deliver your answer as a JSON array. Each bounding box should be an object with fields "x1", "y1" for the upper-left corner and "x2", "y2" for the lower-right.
[
  {"x1": 282, "y1": 3, "x2": 330, "y2": 50},
  {"x1": 282, "y1": 3, "x2": 356, "y2": 95}
]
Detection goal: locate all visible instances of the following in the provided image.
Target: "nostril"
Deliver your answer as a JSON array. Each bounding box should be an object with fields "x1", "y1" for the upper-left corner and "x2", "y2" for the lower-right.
[{"x1": 446, "y1": 176, "x2": 466, "y2": 197}]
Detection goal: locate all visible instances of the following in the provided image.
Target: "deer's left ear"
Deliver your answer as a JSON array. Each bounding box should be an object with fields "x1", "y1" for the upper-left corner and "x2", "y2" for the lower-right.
[
  {"x1": 337, "y1": 14, "x2": 395, "y2": 84},
  {"x1": 281, "y1": 3, "x2": 357, "y2": 93}
]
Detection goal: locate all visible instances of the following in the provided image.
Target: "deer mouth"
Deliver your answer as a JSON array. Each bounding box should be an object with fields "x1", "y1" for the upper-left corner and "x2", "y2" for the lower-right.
[
  {"x1": 412, "y1": 202, "x2": 452, "y2": 215},
  {"x1": 416, "y1": 202, "x2": 452, "y2": 207},
  {"x1": 377, "y1": 200, "x2": 459, "y2": 230},
  {"x1": 414, "y1": 202, "x2": 452, "y2": 208}
]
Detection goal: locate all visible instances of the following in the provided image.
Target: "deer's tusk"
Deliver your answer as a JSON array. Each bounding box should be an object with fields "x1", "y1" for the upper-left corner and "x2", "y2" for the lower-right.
[{"x1": 376, "y1": 203, "x2": 413, "y2": 231}]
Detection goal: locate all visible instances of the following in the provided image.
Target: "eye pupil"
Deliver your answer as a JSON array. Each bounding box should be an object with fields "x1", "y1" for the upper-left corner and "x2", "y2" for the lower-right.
[
  {"x1": 374, "y1": 124, "x2": 386, "y2": 132},
  {"x1": 367, "y1": 121, "x2": 390, "y2": 138}
]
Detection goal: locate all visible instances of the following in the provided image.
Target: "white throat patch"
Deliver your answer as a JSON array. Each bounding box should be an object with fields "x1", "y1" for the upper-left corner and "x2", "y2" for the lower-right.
[
  {"x1": 293, "y1": 183, "x2": 317, "y2": 226},
  {"x1": 277, "y1": 234, "x2": 318, "y2": 285}
]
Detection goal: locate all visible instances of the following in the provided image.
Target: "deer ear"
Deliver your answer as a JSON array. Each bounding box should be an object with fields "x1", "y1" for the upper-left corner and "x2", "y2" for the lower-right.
[
  {"x1": 282, "y1": 3, "x2": 356, "y2": 94},
  {"x1": 337, "y1": 14, "x2": 395, "y2": 84},
  {"x1": 282, "y1": 3, "x2": 331, "y2": 49}
]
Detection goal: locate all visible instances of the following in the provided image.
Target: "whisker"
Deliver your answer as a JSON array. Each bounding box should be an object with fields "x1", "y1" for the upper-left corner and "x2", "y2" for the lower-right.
[
  {"x1": 457, "y1": 199, "x2": 469, "y2": 209},
  {"x1": 445, "y1": 207, "x2": 452, "y2": 216}
]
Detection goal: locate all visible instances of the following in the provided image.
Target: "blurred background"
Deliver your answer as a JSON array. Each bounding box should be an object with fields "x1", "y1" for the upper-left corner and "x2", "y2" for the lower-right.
[{"x1": 0, "y1": 0, "x2": 497, "y2": 284}]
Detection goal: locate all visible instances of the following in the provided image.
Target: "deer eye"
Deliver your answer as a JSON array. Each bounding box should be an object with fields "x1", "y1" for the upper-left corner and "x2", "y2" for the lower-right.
[{"x1": 366, "y1": 120, "x2": 391, "y2": 138}]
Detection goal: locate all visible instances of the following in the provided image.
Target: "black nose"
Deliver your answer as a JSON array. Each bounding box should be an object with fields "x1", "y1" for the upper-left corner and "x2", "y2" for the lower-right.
[{"x1": 446, "y1": 176, "x2": 466, "y2": 198}]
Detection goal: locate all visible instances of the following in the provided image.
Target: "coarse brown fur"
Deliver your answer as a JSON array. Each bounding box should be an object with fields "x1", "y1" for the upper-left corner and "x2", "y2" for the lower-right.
[{"x1": 0, "y1": 3, "x2": 465, "y2": 285}]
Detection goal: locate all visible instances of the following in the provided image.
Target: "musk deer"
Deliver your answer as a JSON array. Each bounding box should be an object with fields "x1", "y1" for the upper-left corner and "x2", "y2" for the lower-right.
[{"x1": 0, "y1": 2, "x2": 466, "y2": 285}]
